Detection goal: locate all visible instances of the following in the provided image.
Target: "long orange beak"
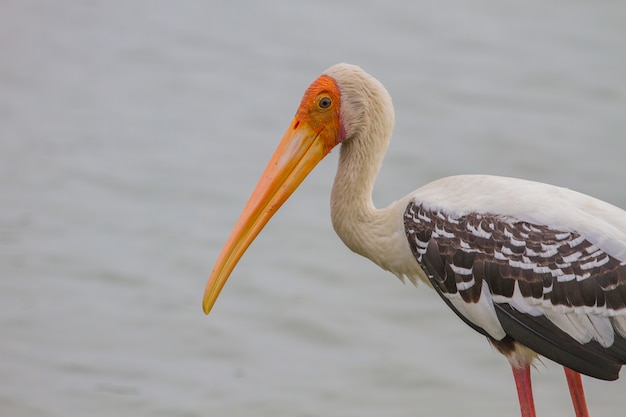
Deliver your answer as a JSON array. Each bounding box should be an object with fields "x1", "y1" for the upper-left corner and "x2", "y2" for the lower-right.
[
  {"x1": 203, "y1": 73, "x2": 343, "y2": 314},
  {"x1": 202, "y1": 118, "x2": 331, "y2": 314}
]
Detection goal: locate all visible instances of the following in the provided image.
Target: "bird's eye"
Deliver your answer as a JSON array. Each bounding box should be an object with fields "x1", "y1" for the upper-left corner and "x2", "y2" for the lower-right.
[{"x1": 319, "y1": 96, "x2": 332, "y2": 109}]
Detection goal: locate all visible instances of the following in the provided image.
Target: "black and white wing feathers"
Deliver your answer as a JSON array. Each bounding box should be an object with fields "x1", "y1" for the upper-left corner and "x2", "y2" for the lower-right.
[{"x1": 404, "y1": 201, "x2": 626, "y2": 380}]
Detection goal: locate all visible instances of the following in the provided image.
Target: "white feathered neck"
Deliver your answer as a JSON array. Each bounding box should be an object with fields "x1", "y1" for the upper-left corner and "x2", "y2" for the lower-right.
[{"x1": 323, "y1": 64, "x2": 425, "y2": 282}]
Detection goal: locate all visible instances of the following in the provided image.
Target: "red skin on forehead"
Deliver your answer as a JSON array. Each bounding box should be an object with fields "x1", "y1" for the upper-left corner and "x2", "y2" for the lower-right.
[{"x1": 296, "y1": 74, "x2": 345, "y2": 155}]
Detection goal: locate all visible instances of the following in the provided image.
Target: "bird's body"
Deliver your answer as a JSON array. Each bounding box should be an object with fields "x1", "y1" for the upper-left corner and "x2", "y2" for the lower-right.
[
  {"x1": 405, "y1": 177, "x2": 626, "y2": 375},
  {"x1": 203, "y1": 63, "x2": 626, "y2": 417}
]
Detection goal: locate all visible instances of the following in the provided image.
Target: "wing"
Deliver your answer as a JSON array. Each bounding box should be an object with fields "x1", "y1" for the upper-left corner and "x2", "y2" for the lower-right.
[{"x1": 404, "y1": 201, "x2": 626, "y2": 380}]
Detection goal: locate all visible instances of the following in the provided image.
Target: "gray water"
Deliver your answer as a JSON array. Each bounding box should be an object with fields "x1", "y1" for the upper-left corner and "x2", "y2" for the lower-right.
[{"x1": 1, "y1": 1, "x2": 625, "y2": 416}]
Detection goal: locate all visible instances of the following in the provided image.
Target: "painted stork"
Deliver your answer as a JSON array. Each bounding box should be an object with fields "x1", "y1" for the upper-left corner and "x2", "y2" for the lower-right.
[{"x1": 202, "y1": 63, "x2": 626, "y2": 417}]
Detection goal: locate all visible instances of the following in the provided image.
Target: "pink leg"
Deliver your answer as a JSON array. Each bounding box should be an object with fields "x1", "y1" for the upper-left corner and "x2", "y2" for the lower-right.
[
  {"x1": 563, "y1": 367, "x2": 589, "y2": 417},
  {"x1": 512, "y1": 364, "x2": 537, "y2": 417}
]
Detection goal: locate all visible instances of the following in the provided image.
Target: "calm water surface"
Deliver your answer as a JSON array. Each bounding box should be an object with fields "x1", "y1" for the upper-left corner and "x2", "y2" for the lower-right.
[{"x1": 1, "y1": 1, "x2": 625, "y2": 416}]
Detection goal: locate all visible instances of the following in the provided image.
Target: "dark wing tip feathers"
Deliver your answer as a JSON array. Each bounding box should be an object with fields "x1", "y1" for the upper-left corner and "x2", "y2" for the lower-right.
[{"x1": 493, "y1": 304, "x2": 622, "y2": 380}]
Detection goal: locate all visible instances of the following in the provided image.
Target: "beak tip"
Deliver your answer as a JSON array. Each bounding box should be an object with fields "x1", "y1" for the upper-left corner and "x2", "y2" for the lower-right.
[{"x1": 202, "y1": 300, "x2": 212, "y2": 315}]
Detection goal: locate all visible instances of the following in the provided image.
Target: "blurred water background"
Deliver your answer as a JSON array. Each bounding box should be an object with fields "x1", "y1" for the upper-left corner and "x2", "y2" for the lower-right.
[{"x1": 1, "y1": 1, "x2": 625, "y2": 416}]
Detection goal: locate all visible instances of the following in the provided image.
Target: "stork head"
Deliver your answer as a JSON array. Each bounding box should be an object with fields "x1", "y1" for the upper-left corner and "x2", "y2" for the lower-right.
[{"x1": 202, "y1": 66, "x2": 351, "y2": 314}]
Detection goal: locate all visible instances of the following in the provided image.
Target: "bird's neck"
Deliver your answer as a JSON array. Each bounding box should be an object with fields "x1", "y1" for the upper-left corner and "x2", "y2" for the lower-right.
[
  {"x1": 330, "y1": 136, "x2": 382, "y2": 240},
  {"x1": 330, "y1": 109, "x2": 399, "y2": 271},
  {"x1": 329, "y1": 120, "x2": 428, "y2": 284}
]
